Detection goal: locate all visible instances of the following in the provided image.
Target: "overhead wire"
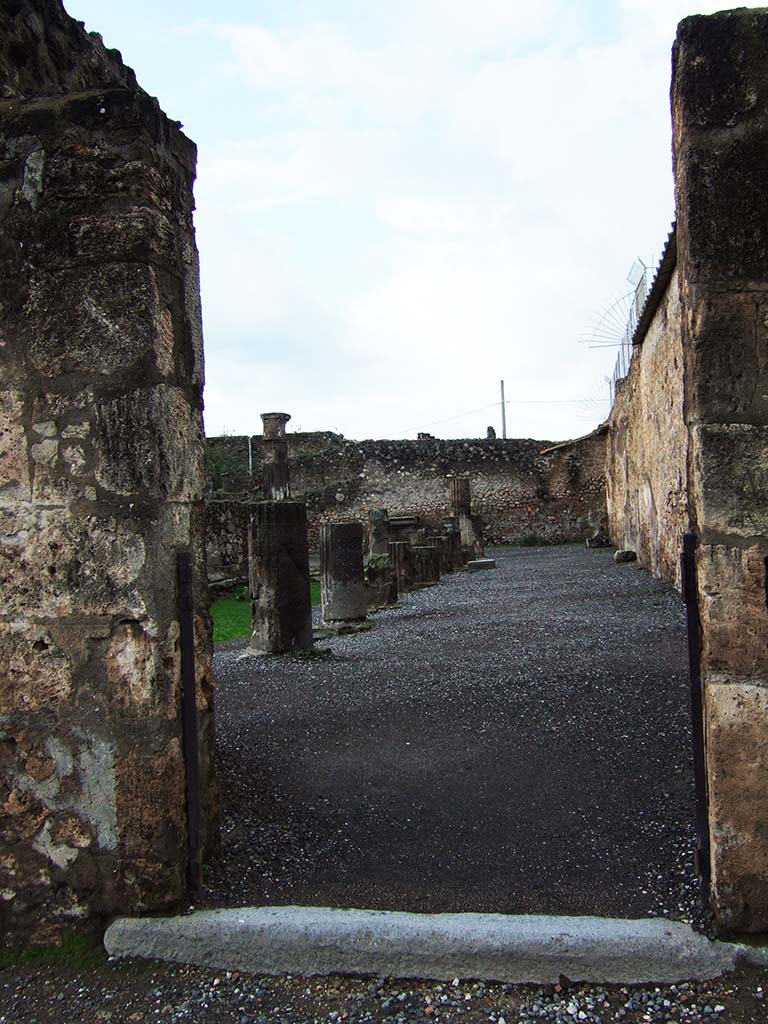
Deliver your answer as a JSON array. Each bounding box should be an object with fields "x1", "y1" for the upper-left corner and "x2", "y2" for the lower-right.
[{"x1": 396, "y1": 396, "x2": 610, "y2": 435}]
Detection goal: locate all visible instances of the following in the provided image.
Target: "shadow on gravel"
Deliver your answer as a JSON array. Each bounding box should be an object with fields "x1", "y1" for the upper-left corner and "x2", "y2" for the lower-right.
[{"x1": 203, "y1": 545, "x2": 700, "y2": 925}]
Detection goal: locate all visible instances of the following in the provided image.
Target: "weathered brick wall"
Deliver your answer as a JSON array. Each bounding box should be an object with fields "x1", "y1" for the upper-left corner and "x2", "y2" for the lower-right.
[
  {"x1": 606, "y1": 256, "x2": 689, "y2": 586},
  {"x1": 205, "y1": 430, "x2": 607, "y2": 569},
  {"x1": 0, "y1": 1, "x2": 216, "y2": 938}
]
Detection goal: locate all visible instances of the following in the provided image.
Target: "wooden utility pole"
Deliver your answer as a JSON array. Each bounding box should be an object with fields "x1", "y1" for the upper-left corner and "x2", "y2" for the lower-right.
[{"x1": 500, "y1": 380, "x2": 507, "y2": 439}]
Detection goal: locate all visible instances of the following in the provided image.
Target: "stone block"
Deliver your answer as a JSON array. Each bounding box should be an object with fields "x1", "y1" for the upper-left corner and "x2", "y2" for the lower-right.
[
  {"x1": 367, "y1": 509, "x2": 390, "y2": 557},
  {"x1": 467, "y1": 558, "x2": 496, "y2": 571},
  {"x1": 388, "y1": 540, "x2": 415, "y2": 595},
  {"x1": 412, "y1": 545, "x2": 440, "y2": 587},
  {"x1": 459, "y1": 512, "x2": 485, "y2": 558},
  {"x1": 22, "y1": 264, "x2": 162, "y2": 380},
  {"x1": 94, "y1": 385, "x2": 205, "y2": 501},
  {"x1": 677, "y1": 136, "x2": 768, "y2": 286},
  {"x1": 427, "y1": 535, "x2": 451, "y2": 575},
  {"x1": 0, "y1": 620, "x2": 73, "y2": 714},
  {"x1": 706, "y1": 677, "x2": 768, "y2": 931},
  {"x1": 692, "y1": 423, "x2": 768, "y2": 541},
  {"x1": 69, "y1": 209, "x2": 180, "y2": 268},
  {"x1": 98, "y1": 619, "x2": 178, "y2": 719},
  {"x1": 442, "y1": 517, "x2": 466, "y2": 569},
  {"x1": 697, "y1": 544, "x2": 768, "y2": 679},
  {"x1": 674, "y1": 11, "x2": 768, "y2": 285},
  {"x1": 685, "y1": 293, "x2": 768, "y2": 426},
  {"x1": 320, "y1": 522, "x2": 367, "y2": 625},
  {"x1": 249, "y1": 501, "x2": 313, "y2": 653},
  {"x1": 364, "y1": 553, "x2": 398, "y2": 610},
  {"x1": 115, "y1": 734, "x2": 186, "y2": 910},
  {"x1": 0, "y1": 388, "x2": 31, "y2": 502},
  {"x1": 0, "y1": 506, "x2": 148, "y2": 621}
]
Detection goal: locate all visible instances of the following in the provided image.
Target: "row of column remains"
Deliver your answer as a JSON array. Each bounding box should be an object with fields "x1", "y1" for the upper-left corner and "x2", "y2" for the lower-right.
[{"x1": 246, "y1": 418, "x2": 486, "y2": 654}]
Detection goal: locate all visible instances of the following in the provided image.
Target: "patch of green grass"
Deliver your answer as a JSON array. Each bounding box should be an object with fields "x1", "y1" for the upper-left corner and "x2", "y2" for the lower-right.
[
  {"x1": 211, "y1": 585, "x2": 250, "y2": 643},
  {"x1": 211, "y1": 581, "x2": 322, "y2": 643},
  {"x1": 0, "y1": 927, "x2": 104, "y2": 971}
]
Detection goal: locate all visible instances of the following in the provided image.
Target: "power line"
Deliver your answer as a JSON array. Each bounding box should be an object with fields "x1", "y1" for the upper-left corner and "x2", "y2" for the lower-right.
[{"x1": 397, "y1": 397, "x2": 609, "y2": 435}]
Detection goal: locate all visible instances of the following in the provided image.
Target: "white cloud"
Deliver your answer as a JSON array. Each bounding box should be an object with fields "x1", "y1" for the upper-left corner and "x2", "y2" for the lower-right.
[
  {"x1": 189, "y1": 0, "x2": 765, "y2": 440},
  {"x1": 217, "y1": 23, "x2": 372, "y2": 93}
]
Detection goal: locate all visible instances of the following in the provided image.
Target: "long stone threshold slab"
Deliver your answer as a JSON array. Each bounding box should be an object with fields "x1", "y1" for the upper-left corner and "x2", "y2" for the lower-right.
[{"x1": 104, "y1": 906, "x2": 768, "y2": 984}]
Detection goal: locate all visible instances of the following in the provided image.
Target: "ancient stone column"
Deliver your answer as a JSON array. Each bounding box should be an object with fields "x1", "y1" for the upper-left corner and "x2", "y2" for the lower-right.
[
  {"x1": 673, "y1": 9, "x2": 768, "y2": 931},
  {"x1": 460, "y1": 515, "x2": 485, "y2": 559},
  {"x1": 0, "y1": 3, "x2": 216, "y2": 937},
  {"x1": 320, "y1": 523, "x2": 367, "y2": 625},
  {"x1": 261, "y1": 411, "x2": 291, "y2": 500},
  {"x1": 367, "y1": 509, "x2": 390, "y2": 557},
  {"x1": 389, "y1": 540, "x2": 415, "y2": 594},
  {"x1": 448, "y1": 476, "x2": 471, "y2": 515},
  {"x1": 364, "y1": 555, "x2": 398, "y2": 610},
  {"x1": 413, "y1": 545, "x2": 441, "y2": 587},
  {"x1": 443, "y1": 517, "x2": 466, "y2": 569},
  {"x1": 428, "y1": 535, "x2": 451, "y2": 575},
  {"x1": 447, "y1": 476, "x2": 484, "y2": 557},
  {"x1": 249, "y1": 501, "x2": 313, "y2": 653}
]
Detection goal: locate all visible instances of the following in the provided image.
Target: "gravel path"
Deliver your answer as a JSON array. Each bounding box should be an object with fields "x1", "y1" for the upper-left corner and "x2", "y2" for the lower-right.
[
  {"x1": 4, "y1": 546, "x2": 765, "y2": 1022},
  {"x1": 4, "y1": 959, "x2": 768, "y2": 1024},
  {"x1": 205, "y1": 545, "x2": 700, "y2": 923}
]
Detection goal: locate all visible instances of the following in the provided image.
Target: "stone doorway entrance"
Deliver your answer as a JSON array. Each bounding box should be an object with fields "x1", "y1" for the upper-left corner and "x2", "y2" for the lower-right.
[{"x1": 202, "y1": 545, "x2": 698, "y2": 923}]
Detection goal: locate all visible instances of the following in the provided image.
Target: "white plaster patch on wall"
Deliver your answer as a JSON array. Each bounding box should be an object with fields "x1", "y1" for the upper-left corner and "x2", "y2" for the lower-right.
[
  {"x1": 21, "y1": 149, "x2": 45, "y2": 209},
  {"x1": 46, "y1": 735, "x2": 75, "y2": 779},
  {"x1": 33, "y1": 819, "x2": 79, "y2": 869},
  {"x1": 13, "y1": 731, "x2": 117, "y2": 865},
  {"x1": 74, "y1": 729, "x2": 118, "y2": 851}
]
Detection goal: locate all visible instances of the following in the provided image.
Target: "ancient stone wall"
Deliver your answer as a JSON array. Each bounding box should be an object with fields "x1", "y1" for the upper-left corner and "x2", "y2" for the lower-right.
[
  {"x1": 206, "y1": 430, "x2": 607, "y2": 572},
  {"x1": 0, "y1": 1, "x2": 216, "y2": 938},
  {"x1": 673, "y1": 10, "x2": 768, "y2": 933},
  {"x1": 607, "y1": 9, "x2": 768, "y2": 932},
  {"x1": 606, "y1": 239, "x2": 688, "y2": 586},
  {"x1": 206, "y1": 499, "x2": 249, "y2": 582}
]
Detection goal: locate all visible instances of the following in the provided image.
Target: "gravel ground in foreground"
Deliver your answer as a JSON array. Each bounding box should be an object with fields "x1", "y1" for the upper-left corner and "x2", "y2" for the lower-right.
[
  {"x1": 0, "y1": 546, "x2": 761, "y2": 1023},
  {"x1": 3, "y1": 957, "x2": 768, "y2": 1024},
  {"x1": 205, "y1": 545, "x2": 700, "y2": 923}
]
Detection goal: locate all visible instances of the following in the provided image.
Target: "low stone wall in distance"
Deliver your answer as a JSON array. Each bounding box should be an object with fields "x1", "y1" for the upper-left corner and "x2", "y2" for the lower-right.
[{"x1": 205, "y1": 429, "x2": 607, "y2": 575}]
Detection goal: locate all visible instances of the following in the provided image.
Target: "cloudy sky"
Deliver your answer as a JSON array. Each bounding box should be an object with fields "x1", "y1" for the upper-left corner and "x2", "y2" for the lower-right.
[{"x1": 66, "y1": 0, "x2": 755, "y2": 443}]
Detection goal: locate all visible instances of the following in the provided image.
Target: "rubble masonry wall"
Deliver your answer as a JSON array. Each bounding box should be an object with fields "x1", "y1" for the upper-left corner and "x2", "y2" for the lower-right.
[
  {"x1": 0, "y1": 1, "x2": 216, "y2": 938},
  {"x1": 206, "y1": 431, "x2": 607, "y2": 575},
  {"x1": 606, "y1": 265, "x2": 688, "y2": 586},
  {"x1": 607, "y1": 10, "x2": 768, "y2": 931}
]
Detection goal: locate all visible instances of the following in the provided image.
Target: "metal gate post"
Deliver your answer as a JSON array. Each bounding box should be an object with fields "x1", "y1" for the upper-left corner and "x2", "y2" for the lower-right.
[
  {"x1": 681, "y1": 532, "x2": 711, "y2": 907},
  {"x1": 177, "y1": 551, "x2": 202, "y2": 894}
]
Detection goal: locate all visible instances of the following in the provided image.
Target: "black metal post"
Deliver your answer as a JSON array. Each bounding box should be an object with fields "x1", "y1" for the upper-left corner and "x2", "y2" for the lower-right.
[
  {"x1": 176, "y1": 551, "x2": 202, "y2": 895},
  {"x1": 681, "y1": 532, "x2": 711, "y2": 906}
]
